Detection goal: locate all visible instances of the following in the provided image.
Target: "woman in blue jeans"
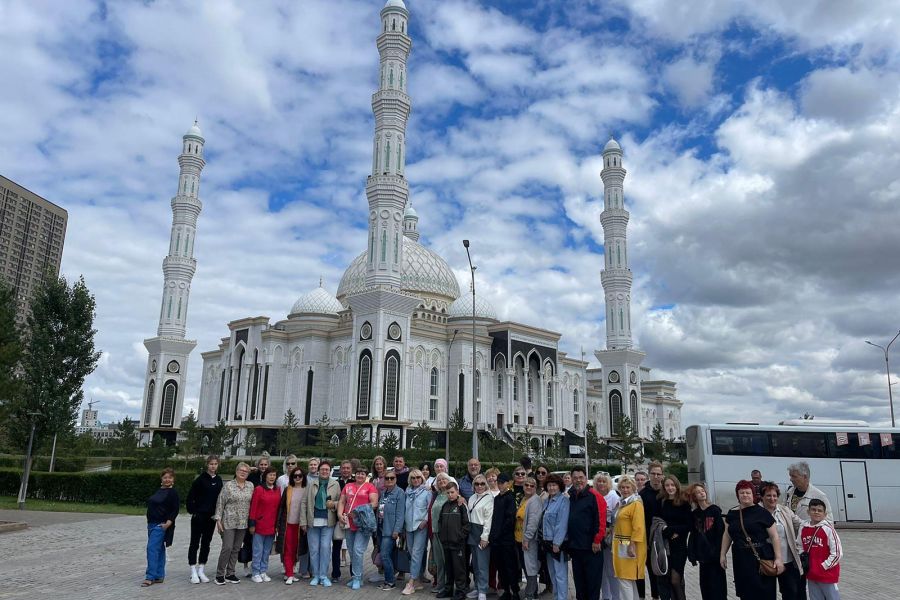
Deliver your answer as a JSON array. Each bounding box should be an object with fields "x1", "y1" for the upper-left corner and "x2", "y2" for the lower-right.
[
  {"x1": 542, "y1": 474, "x2": 570, "y2": 600},
  {"x1": 379, "y1": 471, "x2": 407, "y2": 589},
  {"x1": 301, "y1": 461, "x2": 341, "y2": 586},
  {"x1": 142, "y1": 468, "x2": 180, "y2": 587},
  {"x1": 402, "y1": 469, "x2": 431, "y2": 595},
  {"x1": 338, "y1": 466, "x2": 379, "y2": 589}
]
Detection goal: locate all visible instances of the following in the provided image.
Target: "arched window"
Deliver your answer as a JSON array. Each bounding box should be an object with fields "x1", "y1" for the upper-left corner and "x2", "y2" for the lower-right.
[
  {"x1": 144, "y1": 380, "x2": 155, "y2": 426},
  {"x1": 474, "y1": 370, "x2": 481, "y2": 423},
  {"x1": 175, "y1": 233, "x2": 181, "y2": 253},
  {"x1": 513, "y1": 375, "x2": 519, "y2": 402},
  {"x1": 527, "y1": 375, "x2": 533, "y2": 403},
  {"x1": 383, "y1": 350, "x2": 400, "y2": 419},
  {"x1": 458, "y1": 372, "x2": 465, "y2": 416},
  {"x1": 429, "y1": 367, "x2": 439, "y2": 421},
  {"x1": 233, "y1": 347, "x2": 244, "y2": 420},
  {"x1": 177, "y1": 297, "x2": 182, "y2": 320},
  {"x1": 610, "y1": 390, "x2": 623, "y2": 435},
  {"x1": 394, "y1": 232, "x2": 399, "y2": 263},
  {"x1": 357, "y1": 351, "x2": 372, "y2": 418},
  {"x1": 546, "y1": 381, "x2": 553, "y2": 426},
  {"x1": 630, "y1": 390, "x2": 639, "y2": 430},
  {"x1": 381, "y1": 230, "x2": 387, "y2": 262},
  {"x1": 385, "y1": 141, "x2": 391, "y2": 172},
  {"x1": 369, "y1": 231, "x2": 375, "y2": 263},
  {"x1": 159, "y1": 380, "x2": 177, "y2": 427},
  {"x1": 573, "y1": 389, "x2": 579, "y2": 431},
  {"x1": 497, "y1": 370, "x2": 503, "y2": 399}
]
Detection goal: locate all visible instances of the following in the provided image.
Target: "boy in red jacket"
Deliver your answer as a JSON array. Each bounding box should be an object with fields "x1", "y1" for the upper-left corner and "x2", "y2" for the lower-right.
[{"x1": 799, "y1": 498, "x2": 842, "y2": 600}]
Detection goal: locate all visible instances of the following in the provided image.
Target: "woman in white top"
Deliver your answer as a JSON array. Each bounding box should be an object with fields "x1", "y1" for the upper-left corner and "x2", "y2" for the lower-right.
[
  {"x1": 468, "y1": 474, "x2": 494, "y2": 600},
  {"x1": 594, "y1": 473, "x2": 621, "y2": 600}
]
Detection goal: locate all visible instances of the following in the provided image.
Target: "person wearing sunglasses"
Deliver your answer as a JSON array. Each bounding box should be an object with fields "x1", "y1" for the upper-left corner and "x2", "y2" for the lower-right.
[
  {"x1": 468, "y1": 474, "x2": 494, "y2": 600},
  {"x1": 491, "y1": 473, "x2": 520, "y2": 600},
  {"x1": 276, "y1": 455, "x2": 298, "y2": 492},
  {"x1": 518, "y1": 477, "x2": 543, "y2": 600},
  {"x1": 378, "y1": 470, "x2": 406, "y2": 590},
  {"x1": 276, "y1": 465, "x2": 307, "y2": 584},
  {"x1": 300, "y1": 461, "x2": 341, "y2": 587},
  {"x1": 402, "y1": 469, "x2": 431, "y2": 594}
]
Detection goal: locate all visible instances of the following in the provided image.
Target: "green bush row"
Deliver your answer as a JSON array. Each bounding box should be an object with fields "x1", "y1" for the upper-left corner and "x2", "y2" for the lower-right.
[
  {"x1": 0, "y1": 468, "x2": 195, "y2": 506},
  {"x1": 0, "y1": 455, "x2": 87, "y2": 472}
]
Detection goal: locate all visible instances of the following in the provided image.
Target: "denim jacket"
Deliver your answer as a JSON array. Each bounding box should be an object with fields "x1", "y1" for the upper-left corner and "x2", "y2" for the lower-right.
[
  {"x1": 542, "y1": 493, "x2": 570, "y2": 547},
  {"x1": 405, "y1": 485, "x2": 431, "y2": 531},
  {"x1": 380, "y1": 486, "x2": 406, "y2": 537}
]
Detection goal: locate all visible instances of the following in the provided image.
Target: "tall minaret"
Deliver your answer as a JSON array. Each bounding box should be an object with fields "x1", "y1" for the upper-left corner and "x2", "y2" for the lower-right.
[
  {"x1": 139, "y1": 121, "x2": 205, "y2": 445},
  {"x1": 596, "y1": 136, "x2": 644, "y2": 437},
  {"x1": 365, "y1": 0, "x2": 411, "y2": 289}
]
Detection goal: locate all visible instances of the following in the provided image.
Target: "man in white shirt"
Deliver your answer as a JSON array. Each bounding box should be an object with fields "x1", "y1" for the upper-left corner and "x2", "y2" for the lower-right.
[{"x1": 784, "y1": 461, "x2": 834, "y2": 522}]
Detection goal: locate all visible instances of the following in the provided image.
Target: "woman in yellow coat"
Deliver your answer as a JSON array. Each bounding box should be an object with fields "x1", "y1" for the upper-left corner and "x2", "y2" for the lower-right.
[{"x1": 612, "y1": 475, "x2": 647, "y2": 600}]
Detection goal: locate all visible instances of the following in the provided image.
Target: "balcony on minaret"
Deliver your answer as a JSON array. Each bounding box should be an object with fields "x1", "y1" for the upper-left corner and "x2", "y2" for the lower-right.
[{"x1": 372, "y1": 89, "x2": 411, "y2": 119}]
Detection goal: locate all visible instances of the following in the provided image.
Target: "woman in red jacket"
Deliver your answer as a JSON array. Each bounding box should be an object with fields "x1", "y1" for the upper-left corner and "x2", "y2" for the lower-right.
[{"x1": 249, "y1": 467, "x2": 281, "y2": 583}]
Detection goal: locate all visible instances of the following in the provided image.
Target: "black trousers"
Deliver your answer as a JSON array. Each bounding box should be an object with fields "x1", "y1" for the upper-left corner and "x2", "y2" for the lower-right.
[
  {"x1": 697, "y1": 562, "x2": 728, "y2": 600},
  {"x1": 188, "y1": 513, "x2": 216, "y2": 565},
  {"x1": 445, "y1": 544, "x2": 467, "y2": 596},
  {"x1": 639, "y1": 551, "x2": 659, "y2": 598},
  {"x1": 777, "y1": 561, "x2": 803, "y2": 600},
  {"x1": 332, "y1": 539, "x2": 343, "y2": 579},
  {"x1": 569, "y1": 548, "x2": 602, "y2": 600},
  {"x1": 495, "y1": 543, "x2": 520, "y2": 593}
]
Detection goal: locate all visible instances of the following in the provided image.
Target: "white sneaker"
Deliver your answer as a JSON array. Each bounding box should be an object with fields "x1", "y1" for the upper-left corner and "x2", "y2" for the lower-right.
[
  {"x1": 285, "y1": 577, "x2": 296, "y2": 585},
  {"x1": 197, "y1": 566, "x2": 210, "y2": 583},
  {"x1": 251, "y1": 574, "x2": 264, "y2": 583},
  {"x1": 479, "y1": 594, "x2": 486, "y2": 600},
  {"x1": 190, "y1": 567, "x2": 200, "y2": 584},
  {"x1": 467, "y1": 590, "x2": 479, "y2": 598},
  {"x1": 261, "y1": 573, "x2": 271, "y2": 582}
]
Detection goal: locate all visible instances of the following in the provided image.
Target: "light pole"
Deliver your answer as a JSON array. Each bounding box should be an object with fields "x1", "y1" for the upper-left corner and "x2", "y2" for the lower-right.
[
  {"x1": 463, "y1": 240, "x2": 478, "y2": 460},
  {"x1": 446, "y1": 328, "x2": 459, "y2": 463},
  {"x1": 866, "y1": 329, "x2": 900, "y2": 427},
  {"x1": 17, "y1": 411, "x2": 41, "y2": 510}
]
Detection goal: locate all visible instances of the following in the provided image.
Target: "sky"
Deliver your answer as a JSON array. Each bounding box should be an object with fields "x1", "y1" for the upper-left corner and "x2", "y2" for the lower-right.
[{"x1": 2, "y1": 0, "x2": 899, "y2": 430}]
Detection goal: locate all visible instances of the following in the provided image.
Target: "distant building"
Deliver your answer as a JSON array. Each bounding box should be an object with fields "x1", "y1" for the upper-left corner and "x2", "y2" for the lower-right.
[
  {"x1": 74, "y1": 408, "x2": 119, "y2": 442},
  {"x1": 0, "y1": 175, "x2": 68, "y2": 325}
]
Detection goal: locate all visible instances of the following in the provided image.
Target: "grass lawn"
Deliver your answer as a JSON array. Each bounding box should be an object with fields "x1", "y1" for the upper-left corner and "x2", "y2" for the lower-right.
[{"x1": 0, "y1": 496, "x2": 145, "y2": 515}]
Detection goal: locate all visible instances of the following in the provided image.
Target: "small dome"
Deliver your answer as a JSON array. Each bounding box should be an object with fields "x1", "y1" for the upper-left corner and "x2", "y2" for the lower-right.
[
  {"x1": 290, "y1": 285, "x2": 343, "y2": 316},
  {"x1": 384, "y1": 0, "x2": 406, "y2": 8},
  {"x1": 404, "y1": 202, "x2": 418, "y2": 219},
  {"x1": 185, "y1": 120, "x2": 203, "y2": 139},
  {"x1": 603, "y1": 137, "x2": 620, "y2": 152},
  {"x1": 448, "y1": 295, "x2": 498, "y2": 321}
]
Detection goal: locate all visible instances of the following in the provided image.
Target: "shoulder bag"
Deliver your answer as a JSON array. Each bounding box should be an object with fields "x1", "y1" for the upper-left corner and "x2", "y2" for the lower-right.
[{"x1": 738, "y1": 507, "x2": 778, "y2": 577}]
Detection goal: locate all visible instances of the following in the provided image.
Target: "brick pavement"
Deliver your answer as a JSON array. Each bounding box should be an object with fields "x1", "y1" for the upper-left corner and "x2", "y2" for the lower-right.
[{"x1": 0, "y1": 511, "x2": 897, "y2": 599}]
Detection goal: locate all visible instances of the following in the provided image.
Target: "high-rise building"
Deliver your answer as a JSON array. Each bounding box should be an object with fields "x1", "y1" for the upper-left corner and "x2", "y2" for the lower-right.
[
  {"x1": 0, "y1": 175, "x2": 68, "y2": 324},
  {"x1": 138, "y1": 121, "x2": 206, "y2": 445}
]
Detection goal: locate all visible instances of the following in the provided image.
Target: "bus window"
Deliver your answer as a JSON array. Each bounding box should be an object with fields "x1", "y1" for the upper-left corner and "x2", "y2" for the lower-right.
[
  {"x1": 880, "y1": 434, "x2": 900, "y2": 459},
  {"x1": 771, "y1": 431, "x2": 827, "y2": 457},
  {"x1": 711, "y1": 430, "x2": 770, "y2": 456},
  {"x1": 826, "y1": 432, "x2": 879, "y2": 459}
]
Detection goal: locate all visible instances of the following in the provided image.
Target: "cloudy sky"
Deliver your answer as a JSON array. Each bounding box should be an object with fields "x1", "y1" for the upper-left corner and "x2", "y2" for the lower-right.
[{"x1": 2, "y1": 0, "x2": 899, "y2": 429}]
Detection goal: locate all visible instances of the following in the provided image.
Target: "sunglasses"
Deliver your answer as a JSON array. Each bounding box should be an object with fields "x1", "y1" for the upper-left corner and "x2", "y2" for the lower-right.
[
  {"x1": 514, "y1": 472, "x2": 526, "y2": 476},
  {"x1": 524, "y1": 483, "x2": 536, "y2": 488},
  {"x1": 537, "y1": 471, "x2": 547, "y2": 475},
  {"x1": 293, "y1": 474, "x2": 304, "y2": 479},
  {"x1": 385, "y1": 476, "x2": 396, "y2": 481},
  {"x1": 474, "y1": 482, "x2": 487, "y2": 487}
]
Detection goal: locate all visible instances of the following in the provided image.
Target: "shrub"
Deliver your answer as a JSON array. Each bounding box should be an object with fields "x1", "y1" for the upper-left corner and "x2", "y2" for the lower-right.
[
  {"x1": 0, "y1": 454, "x2": 86, "y2": 472},
  {"x1": 667, "y1": 462, "x2": 688, "y2": 484},
  {"x1": 0, "y1": 468, "x2": 194, "y2": 506}
]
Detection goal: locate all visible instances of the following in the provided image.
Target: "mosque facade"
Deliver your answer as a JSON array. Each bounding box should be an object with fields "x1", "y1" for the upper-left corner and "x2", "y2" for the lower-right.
[{"x1": 138, "y1": 0, "x2": 682, "y2": 452}]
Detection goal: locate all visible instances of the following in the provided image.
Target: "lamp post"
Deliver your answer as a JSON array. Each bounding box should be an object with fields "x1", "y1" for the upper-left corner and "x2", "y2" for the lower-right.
[
  {"x1": 446, "y1": 328, "x2": 459, "y2": 463},
  {"x1": 866, "y1": 329, "x2": 900, "y2": 427},
  {"x1": 17, "y1": 411, "x2": 41, "y2": 510},
  {"x1": 463, "y1": 240, "x2": 478, "y2": 460}
]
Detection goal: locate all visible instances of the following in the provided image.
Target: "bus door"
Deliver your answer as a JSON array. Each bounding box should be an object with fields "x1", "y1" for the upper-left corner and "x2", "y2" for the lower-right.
[{"x1": 840, "y1": 461, "x2": 872, "y2": 521}]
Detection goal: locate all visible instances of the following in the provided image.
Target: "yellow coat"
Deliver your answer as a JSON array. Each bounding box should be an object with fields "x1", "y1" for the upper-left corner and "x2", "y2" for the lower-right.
[{"x1": 612, "y1": 496, "x2": 647, "y2": 580}]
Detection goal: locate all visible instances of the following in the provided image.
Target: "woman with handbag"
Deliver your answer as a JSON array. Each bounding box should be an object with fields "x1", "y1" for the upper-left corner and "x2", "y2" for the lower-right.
[
  {"x1": 403, "y1": 469, "x2": 433, "y2": 595},
  {"x1": 338, "y1": 466, "x2": 379, "y2": 590},
  {"x1": 761, "y1": 482, "x2": 804, "y2": 600},
  {"x1": 378, "y1": 469, "x2": 406, "y2": 590},
  {"x1": 657, "y1": 475, "x2": 692, "y2": 600},
  {"x1": 720, "y1": 480, "x2": 784, "y2": 600},
  {"x1": 686, "y1": 483, "x2": 727, "y2": 600},
  {"x1": 276, "y1": 465, "x2": 308, "y2": 584},
  {"x1": 611, "y1": 475, "x2": 645, "y2": 600},
  {"x1": 541, "y1": 474, "x2": 569, "y2": 600},
  {"x1": 468, "y1": 474, "x2": 495, "y2": 600}
]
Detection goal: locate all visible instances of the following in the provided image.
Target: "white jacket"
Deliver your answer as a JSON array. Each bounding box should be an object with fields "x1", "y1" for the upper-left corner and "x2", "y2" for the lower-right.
[
  {"x1": 784, "y1": 483, "x2": 834, "y2": 522},
  {"x1": 468, "y1": 491, "x2": 494, "y2": 542}
]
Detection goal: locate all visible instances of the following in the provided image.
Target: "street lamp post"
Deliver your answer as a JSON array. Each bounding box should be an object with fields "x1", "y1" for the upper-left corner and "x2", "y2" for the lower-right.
[
  {"x1": 17, "y1": 411, "x2": 41, "y2": 510},
  {"x1": 463, "y1": 240, "x2": 478, "y2": 460},
  {"x1": 446, "y1": 329, "x2": 459, "y2": 463},
  {"x1": 866, "y1": 330, "x2": 900, "y2": 427}
]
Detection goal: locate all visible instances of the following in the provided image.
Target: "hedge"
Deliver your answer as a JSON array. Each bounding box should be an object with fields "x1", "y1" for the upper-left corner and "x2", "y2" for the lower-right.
[
  {"x1": 0, "y1": 455, "x2": 87, "y2": 472},
  {"x1": 0, "y1": 468, "x2": 195, "y2": 506}
]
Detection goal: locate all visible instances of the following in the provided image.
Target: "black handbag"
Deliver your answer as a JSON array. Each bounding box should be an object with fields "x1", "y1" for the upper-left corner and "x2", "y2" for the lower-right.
[{"x1": 393, "y1": 535, "x2": 412, "y2": 572}]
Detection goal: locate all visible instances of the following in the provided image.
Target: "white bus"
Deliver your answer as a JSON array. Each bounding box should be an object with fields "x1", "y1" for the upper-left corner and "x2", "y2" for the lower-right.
[{"x1": 686, "y1": 423, "x2": 900, "y2": 524}]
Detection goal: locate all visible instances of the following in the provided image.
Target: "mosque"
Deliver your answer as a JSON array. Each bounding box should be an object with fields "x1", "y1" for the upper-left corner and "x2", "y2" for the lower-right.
[{"x1": 137, "y1": 0, "x2": 682, "y2": 452}]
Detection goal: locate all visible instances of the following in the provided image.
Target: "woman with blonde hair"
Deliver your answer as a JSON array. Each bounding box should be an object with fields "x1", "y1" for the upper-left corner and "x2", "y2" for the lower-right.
[
  {"x1": 214, "y1": 462, "x2": 254, "y2": 585},
  {"x1": 469, "y1": 473, "x2": 495, "y2": 600},
  {"x1": 612, "y1": 475, "x2": 646, "y2": 600},
  {"x1": 403, "y1": 468, "x2": 432, "y2": 594},
  {"x1": 594, "y1": 473, "x2": 620, "y2": 600}
]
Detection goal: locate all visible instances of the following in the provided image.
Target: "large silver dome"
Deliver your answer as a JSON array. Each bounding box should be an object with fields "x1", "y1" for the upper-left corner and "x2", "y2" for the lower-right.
[
  {"x1": 337, "y1": 237, "x2": 460, "y2": 303},
  {"x1": 290, "y1": 285, "x2": 343, "y2": 316}
]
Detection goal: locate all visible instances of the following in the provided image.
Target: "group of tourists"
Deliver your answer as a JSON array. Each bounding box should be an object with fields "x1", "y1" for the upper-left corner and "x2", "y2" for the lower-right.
[{"x1": 143, "y1": 454, "x2": 844, "y2": 600}]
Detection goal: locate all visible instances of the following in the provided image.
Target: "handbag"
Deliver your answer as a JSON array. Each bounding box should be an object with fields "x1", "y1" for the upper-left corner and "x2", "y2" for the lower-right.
[
  {"x1": 738, "y1": 508, "x2": 778, "y2": 577},
  {"x1": 393, "y1": 534, "x2": 412, "y2": 572},
  {"x1": 799, "y1": 524, "x2": 822, "y2": 574},
  {"x1": 342, "y1": 481, "x2": 367, "y2": 530}
]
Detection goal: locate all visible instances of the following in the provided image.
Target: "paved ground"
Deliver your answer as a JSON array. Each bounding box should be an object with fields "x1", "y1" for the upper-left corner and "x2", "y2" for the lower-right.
[{"x1": 1, "y1": 510, "x2": 898, "y2": 599}]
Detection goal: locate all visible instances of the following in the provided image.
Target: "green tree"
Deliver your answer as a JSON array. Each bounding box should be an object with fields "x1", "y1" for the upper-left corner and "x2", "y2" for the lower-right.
[
  {"x1": 148, "y1": 433, "x2": 173, "y2": 460},
  {"x1": 344, "y1": 426, "x2": 370, "y2": 455},
  {"x1": 276, "y1": 409, "x2": 301, "y2": 456},
  {"x1": 515, "y1": 424, "x2": 533, "y2": 458},
  {"x1": 586, "y1": 420, "x2": 603, "y2": 460},
  {"x1": 448, "y1": 407, "x2": 469, "y2": 455},
  {"x1": 315, "y1": 413, "x2": 334, "y2": 456},
  {"x1": 610, "y1": 414, "x2": 642, "y2": 471},
  {"x1": 179, "y1": 409, "x2": 202, "y2": 459},
  {"x1": 409, "y1": 420, "x2": 434, "y2": 449},
  {"x1": 0, "y1": 281, "x2": 22, "y2": 444},
  {"x1": 551, "y1": 432, "x2": 565, "y2": 462},
  {"x1": 114, "y1": 418, "x2": 138, "y2": 456},
  {"x1": 208, "y1": 419, "x2": 237, "y2": 456},
  {"x1": 645, "y1": 422, "x2": 667, "y2": 461},
  {"x1": 8, "y1": 275, "x2": 100, "y2": 458},
  {"x1": 379, "y1": 431, "x2": 400, "y2": 455}
]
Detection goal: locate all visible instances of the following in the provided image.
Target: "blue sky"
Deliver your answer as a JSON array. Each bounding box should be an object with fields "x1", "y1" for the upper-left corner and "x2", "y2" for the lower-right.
[{"x1": 2, "y1": 0, "x2": 899, "y2": 428}]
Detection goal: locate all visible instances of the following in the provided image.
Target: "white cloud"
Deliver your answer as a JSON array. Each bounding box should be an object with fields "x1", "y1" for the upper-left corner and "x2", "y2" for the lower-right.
[{"x1": 662, "y1": 56, "x2": 716, "y2": 108}]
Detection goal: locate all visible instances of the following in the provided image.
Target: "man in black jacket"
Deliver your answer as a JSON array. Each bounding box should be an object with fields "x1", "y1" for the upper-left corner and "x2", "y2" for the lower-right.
[
  {"x1": 639, "y1": 462, "x2": 664, "y2": 600},
  {"x1": 567, "y1": 467, "x2": 603, "y2": 600},
  {"x1": 489, "y1": 473, "x2": 519, "y2": 600},
  {"x1": 186, "y1": 455, "x2": 223, "y2": 583}
]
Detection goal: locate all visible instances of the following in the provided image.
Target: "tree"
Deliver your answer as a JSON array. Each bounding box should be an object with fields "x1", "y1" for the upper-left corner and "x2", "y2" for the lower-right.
[
  {"x1": 344, "y1": 426, "x2": 370, "y2": 455},
  {"x1": 148, "y1": 433, "x2": 173, "y2": 460},
  {"x1": 551, "y1": 432, "x2": 565, "y2": 462},
  {"x1": 515, "y1": 425, "x2": 533, "y2": 458},
  {"x1": 276, "y1": 409, "x2": 301, "y2": 456},
  {"x1": 179, "y1": 409, "x2": 202, "y2": 459},
  {"x1": 585, "y1": 421, "x2": 603, "y2": 460},
  {"x1": 448, "y1": 407, "x2": 469, "y2": 456},
  {"x1": 409, "y1": 420, "x2": 434, "y2": 449},
  {"x1": 114, "y1": 418, "x2": 138, "y2": 456},
  {"x1": 379, "y1": 431, "x2": 400, "y2": 455},
  {"x1": 8, "y1": 275, "x2": 100, "y2": 460},
  {"x1": 315, "y1": 413, "x2": 334, "y2": 456},
  {"x1": 0, "y1": 281, "x2": 22, "y2": 443},
  {"x1": 645, "y1": 422, "x2": 667, "y2": 461},
  {"x1": 610, "y1": 414, "x2": 642, "y2": 471},
  {"x1": 208, "y1": 419, "x2": 237, "y2": 456}
]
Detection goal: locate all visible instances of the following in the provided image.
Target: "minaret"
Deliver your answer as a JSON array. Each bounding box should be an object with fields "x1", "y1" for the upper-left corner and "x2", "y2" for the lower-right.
[
  {"x1": 138, "y1": 121, "x2": 205, "y2": 445},
  {"x1": 403, "y1": 201, "x2": 419, "y2": 241},
  {"x1": 365, "y1": 0, "x2": 411, "y2": 289},
  {"x1": 595, "y1": 136, "x2": 644, "y2": 437}
]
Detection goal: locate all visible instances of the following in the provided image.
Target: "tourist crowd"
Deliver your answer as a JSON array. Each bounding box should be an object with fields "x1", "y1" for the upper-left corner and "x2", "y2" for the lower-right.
[{"x1": 143, "y1": 455, "x2": 843, "y2": 600}]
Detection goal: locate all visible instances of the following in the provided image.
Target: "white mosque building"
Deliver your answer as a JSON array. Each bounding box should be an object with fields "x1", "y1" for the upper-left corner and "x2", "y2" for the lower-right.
[{"x1": 138, "y1": 0, "x2": 682, "y2": 452}]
